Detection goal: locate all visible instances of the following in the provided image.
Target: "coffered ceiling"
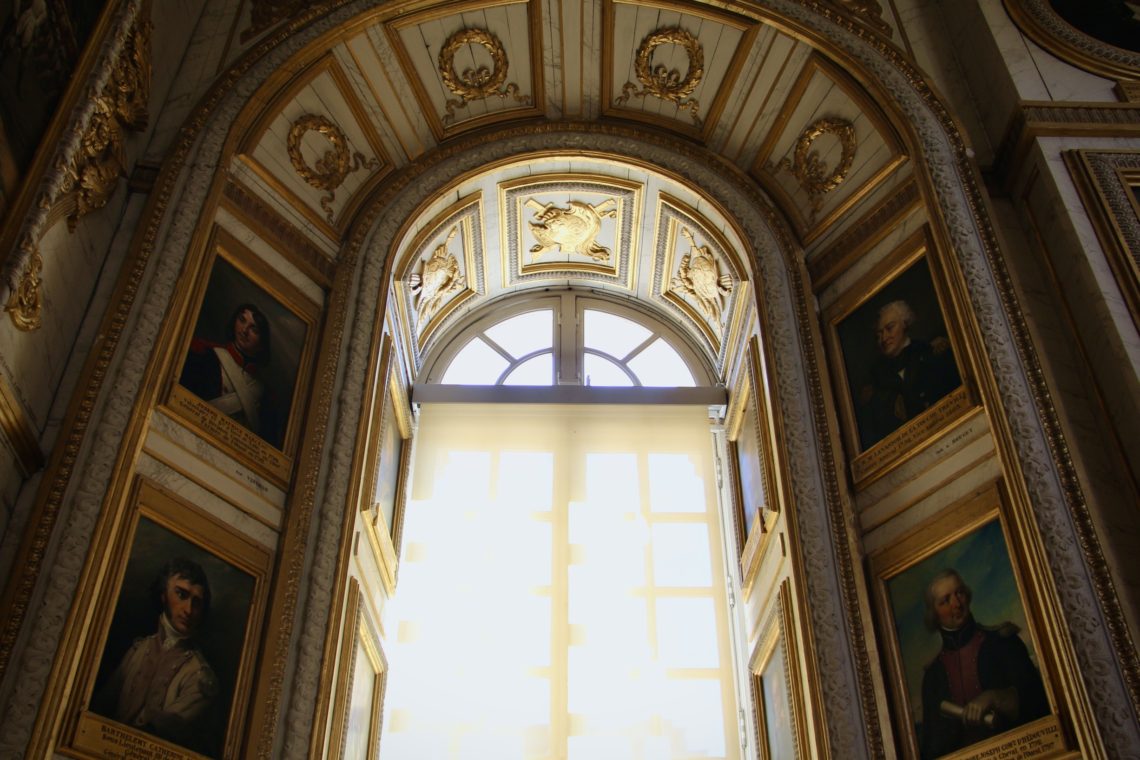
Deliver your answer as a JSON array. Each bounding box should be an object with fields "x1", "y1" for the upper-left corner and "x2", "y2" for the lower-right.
[{"x1": 226, "y1": 0, "x2": 914, "y2": 369}]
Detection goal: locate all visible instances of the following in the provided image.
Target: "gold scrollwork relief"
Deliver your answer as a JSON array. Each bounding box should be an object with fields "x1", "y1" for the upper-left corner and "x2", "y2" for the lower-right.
[
  {"x1": 670, "y1": 227, "x2": 733, "y2": 323},
  {"x1": 409, "y1": 226, "x2": 465, "y2": 330},
  {"x1": 615, "y1": 27, "x2": 704, "y2": 127},
  {"x1": 61, "y1": 14, "x2": 152, "y2": 232},
  {"x1": 5, "y1": 245, "x2": 43, "y2": 331},
  {"x1": 287, "y1": 114, "x2": 379, "y2": 225},
  {"x1": 438, "y1": 28, "x2": 531, "y2": 125},
  {"x1": 525, "y1": 198, "x2": 616, "y2": 261},
  {"x1": 778, "y1": 118, "x2": 857, "y2": 212},
  {"x1": 826, "y1": 0, "x2": 892, "y2": 35}
]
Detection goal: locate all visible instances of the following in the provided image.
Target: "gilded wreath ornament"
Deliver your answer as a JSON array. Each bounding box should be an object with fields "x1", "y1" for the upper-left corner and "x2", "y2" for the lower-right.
[
  {"x1": 615, "y1": 27, "x2": 704, "y2": 126},
  {"x1": 437, "y1": 28, "x2": 530, "y2": 124},
  {"x1": 778, "y1": 118, "x2": 857, "y2": 212},
  {"x1": 287, "y1": 114, "x2": 378, "y2": 224}
]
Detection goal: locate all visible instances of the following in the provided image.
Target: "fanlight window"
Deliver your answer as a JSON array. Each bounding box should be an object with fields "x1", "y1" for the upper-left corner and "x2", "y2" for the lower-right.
[{"x1": 431, "y1": 295, "x2": 707, "y2": 387}]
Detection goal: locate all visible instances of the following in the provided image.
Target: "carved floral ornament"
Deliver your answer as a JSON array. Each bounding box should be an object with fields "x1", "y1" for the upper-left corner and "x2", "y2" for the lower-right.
[
  {"x1": 6, "y1": 11, "x2": 152, "y2": 332},
  {"x1": 525, "y1": 198, "x2": 617, "y2": 261},
  {"x1": 777, "y1": 117, "x2": 857, "y2": 212},
  {"x1": 286, "y1": 114, "x2": 379, "y2": 225},
  {"x1": 670, "y1": 227, "x2": 734, "y2": 323},
  {"x1": 615, "y1": 27, "x2": 705, "y2": 127},
  {"x1": 409, "y1": 226, "x2": 465, "y2": 330},
  {"x1": 437, "y1": 28, "x2": 530, "y2": 125}
]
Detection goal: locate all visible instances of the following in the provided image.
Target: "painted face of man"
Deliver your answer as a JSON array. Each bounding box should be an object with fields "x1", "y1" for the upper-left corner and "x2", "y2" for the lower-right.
[
  {"x1": 876, "y1": 307, "x2": 909, "y2": 358},
  {"x1": 930, "y1": 575, "x2": 971, "y2": 631},
  {"x1": 162, "y1": 575, "x2": 207, "y2": 636},
  {"x1": 233, "y1": 308, "x2": 263, "y2": 357}
]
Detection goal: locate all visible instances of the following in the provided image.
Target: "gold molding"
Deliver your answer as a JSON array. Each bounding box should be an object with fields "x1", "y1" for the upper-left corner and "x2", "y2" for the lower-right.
[
  {"x1": 243, "y1": 0, "x2": 310, "y2": 43},
  {"x1": 326, "y1": 577, "x2": 387, "y2": 760},
  {"x1": 825, "y1": 0, "x2": 891, "y2": 36},
  {"x1": 615, "y1": 27, "x2": 705, "y2": 126},
  {"x1": 1003, "y1": 0, "x2": 1140, "y2": 82},
  {"x1": 1063, "y1": 149, "x2": 1140, "y2": 337},
  {"x1": 750, "y1": 579, "x2": 810, "y2": 760},
  {"x1": 808, "y1": 177, "x2": 922, "y2": 291},
  {"x1": 0, "y1": 373, "x2": 44, "y2": 476},
  {"x1": 438, "y1": 27, "x2": 531, "y2": 125}
]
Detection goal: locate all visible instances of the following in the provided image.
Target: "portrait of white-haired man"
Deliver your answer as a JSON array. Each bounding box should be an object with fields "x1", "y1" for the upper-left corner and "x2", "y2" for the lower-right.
[
  {"x1": 92, "y1": 557, "x2": 219, "y2": 753},
  {"x1": 919, "y1": 569, "x2": 1049, "y2": 759},
  {"x1": 858, "y1": 299, "x2": 960, "y2": 448}
]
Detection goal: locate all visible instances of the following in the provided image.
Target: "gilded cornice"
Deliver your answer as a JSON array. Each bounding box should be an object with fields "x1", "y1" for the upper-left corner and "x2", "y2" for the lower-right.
[
  {"x1": 0, "y1": 374, "x2": 44, "y2": 477},
  {"x1": 995, "y1": 101, "x2": 1140, "y2": 188},
  {"x1": 1004, "y1": 0, "x2": 1140, "y2": 82}
]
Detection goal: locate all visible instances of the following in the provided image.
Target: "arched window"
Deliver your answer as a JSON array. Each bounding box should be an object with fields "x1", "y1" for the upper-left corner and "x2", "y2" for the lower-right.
[{"x1": 421, "y1": 292, "x2": 714, "y2": 389}]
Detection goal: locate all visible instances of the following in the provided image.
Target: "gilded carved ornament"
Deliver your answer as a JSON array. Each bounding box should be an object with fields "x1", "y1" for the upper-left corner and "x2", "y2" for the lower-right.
[
  {"x1": 670, "y1": 227, "x2": 733, "y2": 323},
  {"x1": 615, "y1": 27, "x2": 704, "y2": 127},
  {"x1": 777, "y1": 117, "x2": 857, "y2": 212},
  {"x1": 826, "y1": 0, "x2": 891, "y2": 35},
  {"x1": 286, "y1": 114, "x2": 379, "y2": 225},
  {"x1": 525, "y1": 198, "x2": 617, "y2": 261},
  {"x1": 438, "y1": 28, "x2": 531, "y2": 125},
  {"x1": 4, "y1": 246, "x2": 43, "y2": 331},
  {"x1": 62, "y1": 13, "x2": 151, "y2": 232},
  {"x1": 409, "y1": 226, "x2": 465, "y2": 330}
]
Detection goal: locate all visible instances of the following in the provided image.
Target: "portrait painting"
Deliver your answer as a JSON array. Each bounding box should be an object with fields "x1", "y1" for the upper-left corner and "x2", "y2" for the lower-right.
[
  {"x1": 835, "y1": 254, "x2": 962, "y2": 453},
  {"x1": 177, "y1": 253, "x2": 308, "y2": 451},
  {"x1": 87, "y1": 513, "x2": 257, "y2": 758},
  {"x1": 884, "y1": 518, "x2": 1052, "y2": 759}
]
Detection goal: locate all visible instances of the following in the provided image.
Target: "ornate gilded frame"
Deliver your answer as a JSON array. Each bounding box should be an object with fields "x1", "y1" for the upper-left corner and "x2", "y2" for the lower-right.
[
  {"x1": 163, "y1": 226, "x2": 321, "y2": 486},
  {"x1": 63, "y1": 477, "x2": 271, "y2": 760},
  {"x1": 749, "y1": 579, "x2": 807, "y2": 760},
  {"x1": 1064, "y1": 149, "x2": 1140, "y2": 335},
  {"x1": 867, "y1": 484, "x2": 1071, "y2": 760},
  {"x1": 349, "y1": 334, "x2": 414, "y2": 594},
  {"x1": 822, "y1": 226, "x2": 975, "y2": 486},
  {"x1": 725, "y1": 335, "x2": 780, "y2": 594},
  {"x1": 327, "y1": 578, "x2": 388, "y2": 760}
]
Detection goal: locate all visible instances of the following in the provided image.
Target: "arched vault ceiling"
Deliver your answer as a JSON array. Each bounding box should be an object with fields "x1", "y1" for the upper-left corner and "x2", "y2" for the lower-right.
[{"x1": 229, "y1": 0, "x2": 911, "y2": 349}]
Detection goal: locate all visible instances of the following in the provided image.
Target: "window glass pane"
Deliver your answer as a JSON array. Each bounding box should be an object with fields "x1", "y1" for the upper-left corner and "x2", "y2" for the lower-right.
[
  {"x1": 584, "y1": 310, "x2": 651, "y2": 358},
  {"x1": 503, "y1": 354, "x2": 554, "y2": 386},
  {"x1": 648, "y1": 453, "x2": 706, "y2": 513},
  {"x1": 485, "y1": 310, "x2": 554, "y2": 358},
  {"x1": 583, "y1": 353, "x2": 634, "y2": 387},
  {"x1": 628, "y1": 339, "x2": 695, "y2": 387},
  {"x1": 656, "y1": 598, "x2": 719, "y2": 668},
  {"x1": 658, "y1": 679, "x2": 727, "y2": 757},
  {"x1": 441, "y1": 338, "x2": 509, "y2": 384},
  {"x1": 651, "y1": 524, "x2": 712, "y2": 587}
]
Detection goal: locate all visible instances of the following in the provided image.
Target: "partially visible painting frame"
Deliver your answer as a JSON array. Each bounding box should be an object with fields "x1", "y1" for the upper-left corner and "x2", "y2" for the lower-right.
[
  {"x1": 351, "y1": 333, "x2": 414, "y2": 593},
  {"x1": 64, "y1": 477, "x2": 271, "y2": 760},
  {"x1": 749, "y1": 579, "x2": 807, "y2": 760},
  {"x1": 823, "y1": 226, "x2": 975, "y2": 486},
  {"x1": 164, "y1": 226, "x2": 321, "y2": 486},
  {"x1": 328, "y1": 578, "x2": 388, "y2": 760},
  {"x1": 1064, "y1": 149, "x2": 1140, "y2": 336},
  {"x1": 868, "y1": 485, "x2": 1070, "y2": 760},
  {"x1": 725, "y1": 335, "x2": 780, "y2": 594}
]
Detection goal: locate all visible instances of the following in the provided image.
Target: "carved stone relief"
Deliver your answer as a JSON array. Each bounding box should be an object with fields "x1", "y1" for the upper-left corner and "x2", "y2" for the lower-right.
[{"x1": 409, "y1": 225, "x2": 466, "y2": 330}]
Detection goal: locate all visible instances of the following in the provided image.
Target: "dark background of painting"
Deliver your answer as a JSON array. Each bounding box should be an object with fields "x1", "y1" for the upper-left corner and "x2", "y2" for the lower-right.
[
  {"x1": 835, "y1": 256, "x2": 959, "y2": 450},
  {"x1": 183, "y1": 256, "x2": 307, "y2": 449},
  {"x1": 90, "y1": 516, "x2": 256, "y2": 758}
]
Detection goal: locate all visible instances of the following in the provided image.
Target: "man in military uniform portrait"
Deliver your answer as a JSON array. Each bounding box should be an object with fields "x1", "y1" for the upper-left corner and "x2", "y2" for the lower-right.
[
  {"x1": 92, "y1": 557, "x2": 219, "y2": 753},
  {"x1": 919, "y1": 569, "x2": 1050, "y2": 759}
]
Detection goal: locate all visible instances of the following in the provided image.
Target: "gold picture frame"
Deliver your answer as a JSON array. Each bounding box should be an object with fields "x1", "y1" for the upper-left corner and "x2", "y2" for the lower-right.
[
  {"x1": 165, "y1": 226, "x2": 321, "y2": 486},
  {"x1": 328, "y1": 578, "x2": 388, "y2": 760},
  {"x1": 65, "y1": 477, "x2": 271, "y2": 759},
  {"x1": 351, "y1": 333, "x2": 414, "y2": 594},
  {"x1": 1064, "y1": 149, "x2": 1140, "y2": 335},
  {"x1": 725, "y1": 335, "x2": 780, "y2": 594},
  {"x1": 749, "y1": 580, "x2": 807, "y2": 760},
  {"x1": 868, "y1": 485, "x2": 1069, "y2": 760},
  {"x1": 823, "y1": 227, "x2": 974, "y2": 486}
]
